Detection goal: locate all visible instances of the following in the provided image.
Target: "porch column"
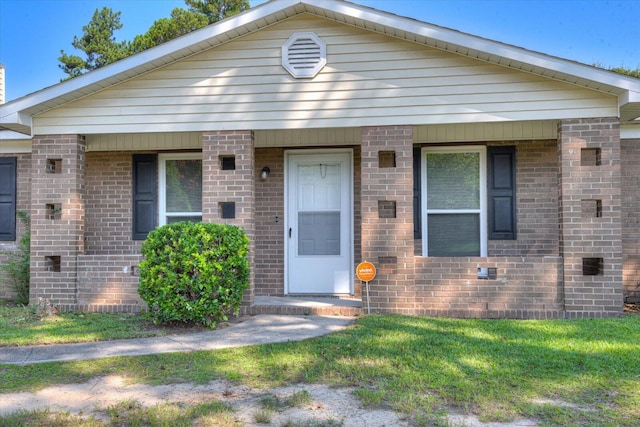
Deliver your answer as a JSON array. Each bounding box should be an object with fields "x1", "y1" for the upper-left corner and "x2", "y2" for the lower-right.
[
  {"x1": 30, "y1": 134, "x2": 86, "y2": 310},
  {"x1": 361, "y1": 126, "x2": 416, "y2": 313},
  {"x1": 558, "y1": 118, "x2": 623, "y2": 317},
  {"x1": 202, "y1": 131, "x2": 255, "y2": 308}
]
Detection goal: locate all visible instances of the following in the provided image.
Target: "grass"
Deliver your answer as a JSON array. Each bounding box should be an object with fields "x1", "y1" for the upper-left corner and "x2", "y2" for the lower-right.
[
  {"x1": 1, "y1": 302, "x2": 639, "y2": 426},
  {"x1": 1, "y1": 400, "x2": 238, "y2": 427},
  {"x1": 0, "y1": 301, "x2": 204, "y2": 347}
]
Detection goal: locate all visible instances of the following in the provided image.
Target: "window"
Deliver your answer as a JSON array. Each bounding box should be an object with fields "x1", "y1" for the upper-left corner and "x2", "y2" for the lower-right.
[
  {"x1": 158, "y1": 153, "x2": 202, "y2": 225},
  {"x1": 421, "y1": 146, "x2": 487, "y2": 256}
]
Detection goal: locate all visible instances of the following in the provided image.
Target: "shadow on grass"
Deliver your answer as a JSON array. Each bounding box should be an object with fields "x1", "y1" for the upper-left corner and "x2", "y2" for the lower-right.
[{"x1": 2, "y1": 314, "x2": 639, "y2": 425}]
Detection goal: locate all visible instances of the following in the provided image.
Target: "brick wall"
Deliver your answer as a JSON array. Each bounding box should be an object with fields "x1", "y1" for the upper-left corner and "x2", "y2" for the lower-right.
[
  {"x1": 558, "y1": 118, "x2": 623, "y2": 317},
  {"x1": 202, "y1": 131, "x2": 255, "y2": 307},
  {"x1": 622, "y1": 138, "x2": 640, "y2": 303},
  {"x1": 77, "y1": 254, "x2": 144, "y2": 311},
  {"x1": 488, "y1": 140, "x2": 559, "y2": 257},
  {"x1": 85, "y1": 152, "x2": 141, "y2": 254},
  {"x1": 361, "y1": 126, "x2": 416, "y2": 312},
  {"x1": 414, "y1": 256, "x2": 563, "y2": 318},
  {"x1": 0, "y1": 153, "x2": 31, "y2": 301},
  {"x1": 30, "y1": 135, "x2": 86, "y2": 308},
  {"x1": 254, "y1": 148, "x2": 285, "y2": 296}
]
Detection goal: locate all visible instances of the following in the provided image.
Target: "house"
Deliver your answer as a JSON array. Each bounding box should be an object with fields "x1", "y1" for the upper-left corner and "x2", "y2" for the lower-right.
[{"x1": 1, "y1": 0, "x2": 639, "y2": 318}]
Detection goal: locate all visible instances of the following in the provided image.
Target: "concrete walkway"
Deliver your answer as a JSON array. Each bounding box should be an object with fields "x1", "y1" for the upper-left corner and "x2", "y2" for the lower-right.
[{"x1": 0, "y1": 315, "x2": 356, "y2": 366}]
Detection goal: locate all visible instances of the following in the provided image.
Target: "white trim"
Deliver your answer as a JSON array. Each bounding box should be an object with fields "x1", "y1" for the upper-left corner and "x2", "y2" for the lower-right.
[
  {"x1": 621, "y1": 125, "x2": 640, "y2": 139},
  {"x1": 421, "y1": 145, "x2": 487, "y2": 257},
  {"x1": 157, "y1": 152, "x2": 203, "y2": 226},
  {"x1": 284, "y1": 148, "x2": 354, "y2": 295}
]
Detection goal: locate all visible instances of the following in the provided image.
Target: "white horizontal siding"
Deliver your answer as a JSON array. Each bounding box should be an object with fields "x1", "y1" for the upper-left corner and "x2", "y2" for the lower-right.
[
  {"x1": 34, "y1": 15, "x2": 617, "y2": 135},
  {"x1": 86, "y1": 132, "x2": 201, "y2": 151}
]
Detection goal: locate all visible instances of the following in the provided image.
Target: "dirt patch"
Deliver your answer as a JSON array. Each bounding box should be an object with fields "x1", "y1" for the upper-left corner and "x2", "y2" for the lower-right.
[
  {"x1": 141, "y1": 314, "x2": 254, "y2": 336},
  {"x1": 0, "y1": 377, "x2": 409, "y2": 426},
  {"x1": 0, "y1": 376, "x2": 549, "y2": 426}
]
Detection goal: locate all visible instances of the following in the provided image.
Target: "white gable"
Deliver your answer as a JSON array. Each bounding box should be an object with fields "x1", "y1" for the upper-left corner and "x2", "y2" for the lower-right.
[{"x1": 1, "y1": 0, "x2": 638, "y2": 135}]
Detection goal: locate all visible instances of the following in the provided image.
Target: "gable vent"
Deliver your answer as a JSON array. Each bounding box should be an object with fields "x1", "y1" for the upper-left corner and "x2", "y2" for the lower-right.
[{"x1": 282, "y1": 32, "x2": 326, "y2": 79}]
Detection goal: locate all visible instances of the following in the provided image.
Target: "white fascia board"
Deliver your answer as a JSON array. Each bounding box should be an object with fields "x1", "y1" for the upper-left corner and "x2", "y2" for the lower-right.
[
  {"x1": 620, "y1": 90, "x2": 640, "y2": 105},
  {"x1": 0, "y1": 111, "x2": 32, "y2": 131},
  {"x1": 621, "y1": 124, "x2": 640, "y2": 139},
  {"x1": 0, "y1": 129, "x2": 31, "y2": 140}
]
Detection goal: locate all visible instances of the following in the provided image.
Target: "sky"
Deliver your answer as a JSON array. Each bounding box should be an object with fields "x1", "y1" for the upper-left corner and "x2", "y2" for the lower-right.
[{"x1": 0, "y1": 0, "x2": 639, "y2": 103}]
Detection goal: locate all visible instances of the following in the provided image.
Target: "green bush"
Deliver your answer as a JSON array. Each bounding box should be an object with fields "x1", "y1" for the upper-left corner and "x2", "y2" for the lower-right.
[
  {"x1": 1, "y1": 211, "x2": 30, "y2": 305},
  {"x1": 138, "y1": 222, "x2": 250, "y2": 328}
]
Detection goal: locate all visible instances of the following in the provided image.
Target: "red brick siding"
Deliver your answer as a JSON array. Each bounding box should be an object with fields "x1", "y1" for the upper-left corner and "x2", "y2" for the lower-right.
[
  {"x1": 202, "y1": 131, "x2": 255, "y2": 307},
  {"x1": 30, "y1": 135, "x2": 85, "y2": 306},
  {"x1": 361, "y1": 126, "x2": 416, "y2": 312},
  {"x1": 558, "y1": 118, "x2": 623, "y2": 316},
  {"x1": 85, "y1": 152, "x2": 142, "y2": 254},
  {"x1": 76, "y1": 254, "x2": 144, "y2": 311},
  {"x1": 254, "y1": 148, "x2": 285, "y2": 296},
  {"x1": 489, "y1": 140, "x2": 559, "y2": 256},
  {"x1": 413, "y1": 256, "x2": 563, "y2": 318},
  {"x1": 622, "y1": 138, "x2": 640, "y2": 303}
]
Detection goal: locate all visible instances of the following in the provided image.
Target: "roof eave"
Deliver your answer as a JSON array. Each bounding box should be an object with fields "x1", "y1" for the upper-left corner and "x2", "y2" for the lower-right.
[{"x1": 1, "y1": 0, "x2": 640, "y2": 130}]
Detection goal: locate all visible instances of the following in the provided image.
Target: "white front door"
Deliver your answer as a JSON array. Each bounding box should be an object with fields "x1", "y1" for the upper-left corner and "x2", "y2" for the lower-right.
[{"x1": 286, "y1": 150, "x2": 353, "y2": 294}]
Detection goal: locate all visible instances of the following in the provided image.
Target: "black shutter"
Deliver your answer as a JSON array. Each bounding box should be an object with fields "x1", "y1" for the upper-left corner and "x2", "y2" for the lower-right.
[
  {"x1": 0, "y1": 157, "x2": 17, "y2": 241},
  {"x1": 488, "y1": 146, "x2": 516, "y2": 240},
  {"x1": 413, "y1": 146, "x2": 421, "y2": 239},
  {"x1": 132, "y1": 154, "x2": 157, "y2": 240}
]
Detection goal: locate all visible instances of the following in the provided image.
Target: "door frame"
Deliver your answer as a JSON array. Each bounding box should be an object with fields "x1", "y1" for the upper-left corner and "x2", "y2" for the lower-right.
[{"x1": 284, "y1": 148, "x2": 354, "y2": 295}]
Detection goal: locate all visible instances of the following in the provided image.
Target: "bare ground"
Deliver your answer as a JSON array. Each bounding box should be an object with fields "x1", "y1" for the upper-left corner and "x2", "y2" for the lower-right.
[{"x1": 0, "y1": 376, "x2": 544, "y2": 426}]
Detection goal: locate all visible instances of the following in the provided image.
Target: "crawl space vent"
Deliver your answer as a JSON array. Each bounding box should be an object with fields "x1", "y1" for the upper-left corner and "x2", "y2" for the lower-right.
[{"x1": 282, "y1": 32, "x2": 326, "y2": 79}]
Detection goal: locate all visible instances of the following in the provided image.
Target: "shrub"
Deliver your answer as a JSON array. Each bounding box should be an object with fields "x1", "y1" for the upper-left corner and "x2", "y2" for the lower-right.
[
  {"x1": 138, "y1": 222, "x2": 250, "y2": 328},
  {"x1": 1, "y1": 211, "x2": 30, "y2": 305}
]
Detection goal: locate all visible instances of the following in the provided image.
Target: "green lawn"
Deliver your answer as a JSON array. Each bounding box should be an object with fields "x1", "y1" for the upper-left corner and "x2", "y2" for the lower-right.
[
  {"x1": 1, "y1": 303, "x2": 639, "y2": 426},
  {"x1": 0, "y1": 301, "x2": 204, "y2": 347}
]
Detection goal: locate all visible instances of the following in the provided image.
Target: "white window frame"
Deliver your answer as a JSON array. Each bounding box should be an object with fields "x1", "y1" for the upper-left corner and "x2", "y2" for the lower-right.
[
  {"x1": 158, "y1": 153, "x2": 203, "y2": 226},
  {"x1": 421, "y1": 145, "x2": 487, "y2": 257}
]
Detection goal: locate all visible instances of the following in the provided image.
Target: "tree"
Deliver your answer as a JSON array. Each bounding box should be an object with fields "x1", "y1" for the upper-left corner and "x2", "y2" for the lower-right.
[
  {"x1": 185, "y1": 0, "x2": 249, "y2": 24},
  {"x1": 131, "y1": 0, "x2": 249, "y2": 53},
  {"x1": 58, "y1": 7, "x2": 130, "y2": 78},
  {"x1": 609, "y1": 66, "x2": 640, "y2": 79},
  {"x1": 130, "y1": 8, "x2": 208, "y2": 53},
  {"x1": 59, "y1": 0, "x2": 250, "y2": 79}
]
